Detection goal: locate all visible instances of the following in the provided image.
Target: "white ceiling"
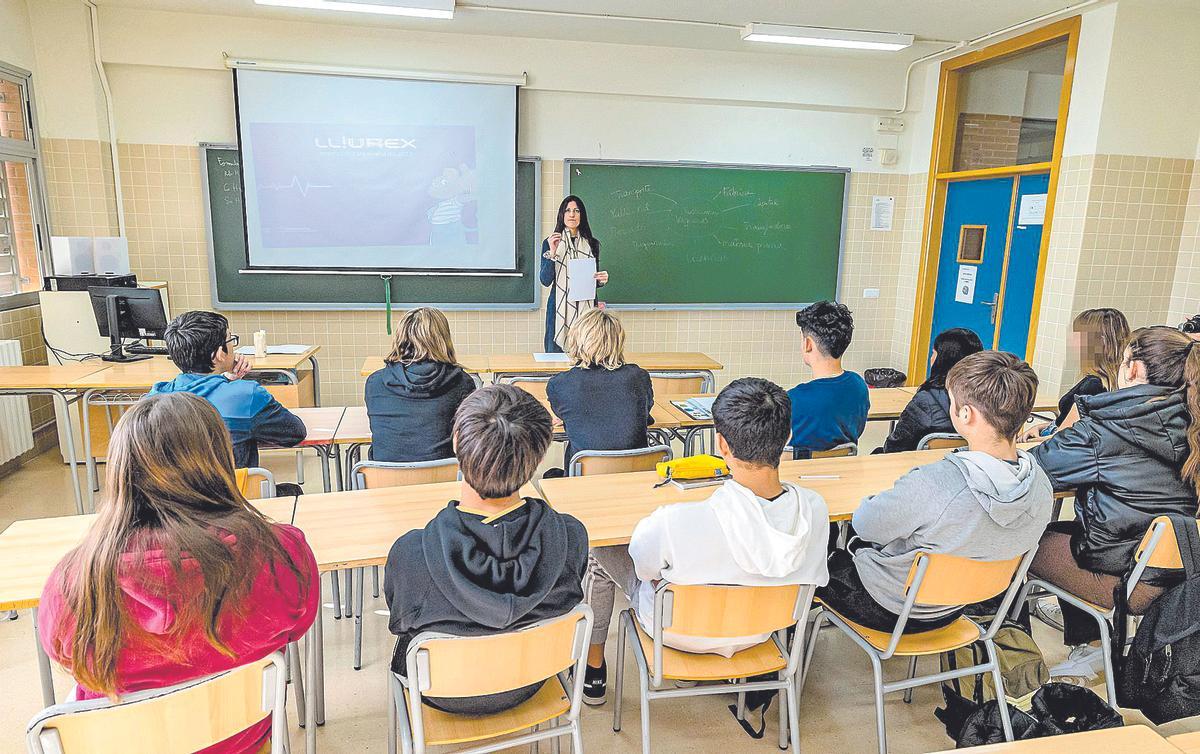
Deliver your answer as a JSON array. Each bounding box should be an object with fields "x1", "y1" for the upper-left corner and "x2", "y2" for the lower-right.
[{"x1": 93, "y1": 0, "x2": 1088, "y2": 60}]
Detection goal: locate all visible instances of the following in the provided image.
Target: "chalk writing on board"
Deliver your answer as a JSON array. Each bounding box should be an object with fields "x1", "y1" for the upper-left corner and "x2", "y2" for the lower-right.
[
  {"x1": 216, "y1": 155, "x2": 239, "y2": 168},
  {"x1": 714, "y1": 186, "x2": 756, "y2": 198}
]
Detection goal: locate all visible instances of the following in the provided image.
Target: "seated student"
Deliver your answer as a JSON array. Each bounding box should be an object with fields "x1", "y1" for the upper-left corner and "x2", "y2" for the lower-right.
[
  {"x1": 1181, "y1": 313, "x2": 1200, "y2": 341},
  {"x1": 365, "y1": 307, "x2": 475, "y2": 463},
  {"x1": 150, "y1": 310, "x2": 305, "y2": 468},
  {"x1": 1022, "y1": 307, "x2": 1129, "y2": 440},
  {"x1": 383, "y1": 384, "x2": 588, "y2": 715},
  {"x1": 820, "y1": 351, "x2": 1052, "y2": 633},
  {"x1": 878, "y1": 327, "x2": 983, "y2": 453},
  {"x1": 581, "y1": 378, "x2": 829, "y2": 705},
  {"x1": 39, "y1": 393, "x2": 318, "y2": 754},
  {"x1": 546, "y1": 308, "x2": 654, "y2": 469},
  {"x1": 788, "y1": 300, "x2": 869, "y2": 457},
  {"x1": 1029, "y1": 326, "x2": 1200, "y2": 680}
]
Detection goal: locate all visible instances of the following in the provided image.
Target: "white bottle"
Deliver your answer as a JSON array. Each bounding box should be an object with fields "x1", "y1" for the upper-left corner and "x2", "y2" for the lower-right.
[{"x1": 253, "y1": 330, "x2": 267, "y2": 358}]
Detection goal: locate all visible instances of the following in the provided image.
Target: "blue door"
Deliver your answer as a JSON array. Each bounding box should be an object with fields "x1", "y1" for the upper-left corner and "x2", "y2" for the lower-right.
[{"x1": 928, "y1": 172, "x2": 1048, "y2": 360}]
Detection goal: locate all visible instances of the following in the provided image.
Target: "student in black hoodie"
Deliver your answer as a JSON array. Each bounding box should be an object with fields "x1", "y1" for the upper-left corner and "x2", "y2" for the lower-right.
[
  {"x1": 365, "y1": 307, "x2": 476, "y2": 462},
  {"x1": 383, "y1": 384, "x2": 589, "y2": 715},
  {"x1": 877, "y1": 327, "x2": 982, "y2": 453}
]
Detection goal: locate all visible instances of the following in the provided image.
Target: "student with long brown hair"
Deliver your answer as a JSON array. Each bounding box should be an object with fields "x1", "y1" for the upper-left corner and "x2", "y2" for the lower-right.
[
  {"x1": 1029, "y1": 326, "x2": 1200, "y2": 681},
  {"x1": 38, "y1": 392, "x2": 319, "y2": 754},
  {"x1": 1023, "y1": 307, "x2": 1130, "y2": 439},
  {"x1": 365, "y1": 307, "x2": 476, "y2": 462}
]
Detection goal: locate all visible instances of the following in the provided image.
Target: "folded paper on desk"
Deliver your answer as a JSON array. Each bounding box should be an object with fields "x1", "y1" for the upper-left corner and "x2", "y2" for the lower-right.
[{"x1": 533, "y1": 352, "x2": 571, "y2": 363}]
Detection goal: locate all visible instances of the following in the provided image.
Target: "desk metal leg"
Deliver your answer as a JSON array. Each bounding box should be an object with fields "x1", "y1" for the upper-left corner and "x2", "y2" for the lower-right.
[
  {"x1": 308, "y1": 356, "x2": 321, "y2": 407},
  {"x1": 48, "y1": 391, "x2": 84, "y2": 515},
  {"x1": 81, "y1": 389, "x2": 98, "y2": 511},
  {"x1": 332, "y1": 445, "x2": 344, "y2": 492},
  {"x1": 318, "y1": 448, "x2": 331, "y2": 494},
  {"x1": 32, "y1": 607, "x2": 55, "y2": 706},
  {"x1": 304, "y1": 619, "x2": 319, "y2": 754},
  {"x1": 315, "y1": 609, "x2": 326, "y2": 724}
]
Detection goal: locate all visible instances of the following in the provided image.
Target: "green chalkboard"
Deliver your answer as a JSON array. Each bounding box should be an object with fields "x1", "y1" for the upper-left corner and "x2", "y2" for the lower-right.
[
  {"x1": 565, "y1": 160, "x2": 847, "y2": 308},
  {"x1": 201, "y1": 145, "x2": 540, "y2": 309}
]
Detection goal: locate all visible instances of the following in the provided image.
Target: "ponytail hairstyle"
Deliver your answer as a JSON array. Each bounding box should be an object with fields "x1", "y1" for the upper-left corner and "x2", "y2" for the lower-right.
[
  {"x1": 53, "y1": 393, "x2": 307, "y2": 696},
  {"x1": 1126, "y1": 326, "x2": 1200, "y2": 494},
  {"x1": 1074, "y1": 308, "x2": 1131, "y2": 390}
]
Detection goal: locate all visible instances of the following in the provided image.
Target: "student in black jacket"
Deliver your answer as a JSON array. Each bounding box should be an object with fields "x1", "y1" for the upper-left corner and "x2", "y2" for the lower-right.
[
  {"x1": 546, "y1": 308, "x2": 654, "y2": 469},
  {"x1": 365, "y1": 308, "x2": 475, "y2": 462},
  {"x1": 878, "y1": 328, "x2": 982, "y2": 453},
  {"x1": 382, "y1": 384, "x2": 588, "y2": 715},
  {"x1": 1030, "y1": 326, "x2": 1200, "y2": 680}
]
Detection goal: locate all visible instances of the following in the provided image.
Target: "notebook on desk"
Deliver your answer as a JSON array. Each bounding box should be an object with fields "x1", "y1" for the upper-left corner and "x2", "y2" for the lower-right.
[{"x1": 672, "y1": 396, "x2": 715, "y2": 420}]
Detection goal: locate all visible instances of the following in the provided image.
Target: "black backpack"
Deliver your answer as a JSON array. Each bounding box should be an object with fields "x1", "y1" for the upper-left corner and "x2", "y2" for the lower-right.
[
  {"x1": 952, "y1": 683, "x2": 1123, "y2": 747},
  {"x1": 1113, "y1": 514, "x2": 1200, "y2": 724}
]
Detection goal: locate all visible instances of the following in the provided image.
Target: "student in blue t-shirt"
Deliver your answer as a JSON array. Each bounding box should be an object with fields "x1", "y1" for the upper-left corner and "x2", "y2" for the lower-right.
[{"x1": 787, "y1": 301, "x2": 869, "y2": 458}]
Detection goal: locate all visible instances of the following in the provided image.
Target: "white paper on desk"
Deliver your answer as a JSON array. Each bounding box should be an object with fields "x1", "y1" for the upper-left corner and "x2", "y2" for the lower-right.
[
  {"x1": 533, "y1": 352, "x2": 571, "y2": 362},
  {"x1": 566, "y1": 257, "x2": 597, "y2": 302},
  {"x1": 236, "y1": 344, "x2": 310, "y2": 355}
]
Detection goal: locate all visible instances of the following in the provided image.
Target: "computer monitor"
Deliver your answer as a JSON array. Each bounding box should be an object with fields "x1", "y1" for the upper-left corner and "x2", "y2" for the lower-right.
[{"x1": 87, "y1": 286, "x2": 169, "y2": 363}]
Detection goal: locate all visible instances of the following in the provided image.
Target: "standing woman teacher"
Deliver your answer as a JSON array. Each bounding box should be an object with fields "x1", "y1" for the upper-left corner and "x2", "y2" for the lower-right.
[{"x1": 540, "y1": 195, "x2": 609, "y2": 352}]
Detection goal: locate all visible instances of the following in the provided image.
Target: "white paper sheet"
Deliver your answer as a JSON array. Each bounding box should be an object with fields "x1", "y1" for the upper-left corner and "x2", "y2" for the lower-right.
[
  {"x1": 533, "y1": 352, "x2": 571, "y2": 362},
  {"x1": 870, "y1": 196, "x2": 895, "y2": 231},
  {"x1": 566, "y1": 257, "x2": 598, "y2": 302},
  {"x1": 955, "y1": 265, "x2": 977, "y2": 304},
  {"x1": 1018, "y1": 193, "x2": 1047, "y2": 225}
]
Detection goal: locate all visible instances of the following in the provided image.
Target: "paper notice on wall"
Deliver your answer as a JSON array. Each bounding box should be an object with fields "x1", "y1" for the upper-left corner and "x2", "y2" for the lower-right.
[
  {"x1": 870, "y1": 196, "x2": 895, "y2": 231},
  {"x1": 1018, "y1": 193, "x2": 1047, "y2": 225},
  {"x1": 955, "y1": 265, "x2": 977, "y2": 304}
]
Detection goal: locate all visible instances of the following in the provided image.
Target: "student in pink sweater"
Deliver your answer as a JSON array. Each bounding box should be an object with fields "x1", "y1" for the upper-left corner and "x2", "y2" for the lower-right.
[{"x1": 38, "y1": 392, "x2": 318, "y2": 754}]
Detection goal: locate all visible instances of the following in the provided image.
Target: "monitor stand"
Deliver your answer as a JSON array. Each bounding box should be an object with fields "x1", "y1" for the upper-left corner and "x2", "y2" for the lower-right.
[{"x1": 101, "y1": 294, "x2": 150, "y2": 362}]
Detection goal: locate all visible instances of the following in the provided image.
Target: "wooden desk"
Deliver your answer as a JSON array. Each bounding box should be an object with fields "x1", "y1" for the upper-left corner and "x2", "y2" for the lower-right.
[
  {"x1": 926, "y1": 726, "x2": 1178, "y2": 753},
  {"x1": 359, "y1": 354, "x2": 490, "y2": 377},
  {"x1": 868, "y1": 387, "x2": 917, "y2": 420},
  {"x1": 1168, "y1": 730, "x2": 1200, "y2": 753},
  {"x1": 0, "y1": 363, "x2": 114, "y2": 514}
]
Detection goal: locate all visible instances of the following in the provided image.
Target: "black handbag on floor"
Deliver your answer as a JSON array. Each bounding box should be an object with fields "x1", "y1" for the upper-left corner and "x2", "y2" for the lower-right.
[{"x1": 947, "y1": 683, "x2": 1122, "y2": 747}]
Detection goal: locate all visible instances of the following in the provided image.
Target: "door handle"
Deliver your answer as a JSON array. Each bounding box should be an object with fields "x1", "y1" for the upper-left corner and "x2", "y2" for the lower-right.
[{"x1": 980, "y1": 293, "x2": 999, "y2": 325}]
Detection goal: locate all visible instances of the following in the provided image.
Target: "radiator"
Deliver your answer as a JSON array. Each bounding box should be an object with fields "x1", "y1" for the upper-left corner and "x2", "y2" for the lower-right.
[{"x1": 0, "y1": 340, "x2": 34, "y2": 464}]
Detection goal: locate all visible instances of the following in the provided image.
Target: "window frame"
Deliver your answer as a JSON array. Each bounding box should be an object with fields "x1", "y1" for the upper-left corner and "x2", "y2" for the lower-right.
[{"x1": 0, "y1": 60, "x2": 52, "y2": 311}]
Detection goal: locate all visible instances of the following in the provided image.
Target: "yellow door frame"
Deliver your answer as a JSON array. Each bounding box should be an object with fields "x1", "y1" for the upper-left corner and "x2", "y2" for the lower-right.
[{"x1": 905, "y1": 16, "x2": 1081, "y2": 384}]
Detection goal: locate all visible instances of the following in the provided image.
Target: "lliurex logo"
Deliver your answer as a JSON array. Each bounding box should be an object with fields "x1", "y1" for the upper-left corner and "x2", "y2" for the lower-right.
[{"x1": 313, "y1": 137, "x2": 418, "y2": 150}]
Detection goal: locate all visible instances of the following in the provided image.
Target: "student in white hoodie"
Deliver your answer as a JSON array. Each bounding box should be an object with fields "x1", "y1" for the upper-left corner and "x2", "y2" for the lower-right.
[
  {"x1": 581, "y1": 377, "x2": 830, "y2": 705},
  {"x1": 819, "y1": 351, "x2": 1053, "y2": 633}
]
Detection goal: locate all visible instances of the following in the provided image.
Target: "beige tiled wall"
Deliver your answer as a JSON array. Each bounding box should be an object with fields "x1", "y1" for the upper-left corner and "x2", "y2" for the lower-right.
[{"x1": 1168, "y1": 157, "x2": 1200, "y2": 325}]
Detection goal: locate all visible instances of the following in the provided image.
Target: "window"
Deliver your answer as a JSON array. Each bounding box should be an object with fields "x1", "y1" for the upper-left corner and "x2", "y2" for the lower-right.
[{"x1": 0, "y1": 62, "x2": 50, "y2": 307}]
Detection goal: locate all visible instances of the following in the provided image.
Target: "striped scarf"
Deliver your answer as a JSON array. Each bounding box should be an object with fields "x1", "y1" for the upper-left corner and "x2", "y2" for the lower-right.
[{"x1": 549, "y1": 231, "x2": 596, "y2": 350}]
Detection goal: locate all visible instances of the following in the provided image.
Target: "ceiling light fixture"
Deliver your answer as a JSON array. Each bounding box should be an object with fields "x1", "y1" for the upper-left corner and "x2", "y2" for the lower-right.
[
  {"x1": 254, "y1": 0, "x2": 454, "y2": 19},
  {"x1": 741, "y1": 24, "x2": 913, "y2": 51}
]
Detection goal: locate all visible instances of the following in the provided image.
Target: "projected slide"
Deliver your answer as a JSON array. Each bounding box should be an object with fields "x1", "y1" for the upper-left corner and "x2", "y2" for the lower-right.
[{"x1": 235, "y1": 69, "x2": 517, "y2": 271}]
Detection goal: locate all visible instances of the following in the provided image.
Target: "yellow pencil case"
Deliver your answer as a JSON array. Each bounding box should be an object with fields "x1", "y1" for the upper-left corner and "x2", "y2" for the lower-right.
[{"x1": 656, "y1": 454, "x2": 730, "y2": 481}]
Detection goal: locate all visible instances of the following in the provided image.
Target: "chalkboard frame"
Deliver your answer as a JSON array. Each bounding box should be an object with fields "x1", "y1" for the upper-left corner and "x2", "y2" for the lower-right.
[
  {"x1": 563, "y1": 158, "x2": 850, "y2": 310},
  {"x1": 200, "y1": 143, "x2": 542, "y2": 311}
]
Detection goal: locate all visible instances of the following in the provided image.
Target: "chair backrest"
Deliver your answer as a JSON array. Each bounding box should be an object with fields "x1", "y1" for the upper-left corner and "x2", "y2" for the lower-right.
[
  {"x1": 660, "y1": 583, "x2": 804, "y2": 637},
  {"x1": 916, "y1": 433, "x2": 967, "y2": 451},
  {"x1": 904, "y1": 552, "x2": 1025, "y2": 606},
  {"x1": 352, "y1": 458, "x2": 460, "y2": 490},
  {"x1": 810, "y1": 442, "x2": 858, "y2": 460},
  {"x1": 504, "y1": 376, "x2": 551, "y2": 401},
  {"x1": 569, "y1": 445, "x2": 672, "y2": 477},
  {"x1": 649, "y1": 374, "x2": 707, "y2": 396},
  {"x1": 26, "y1": 653, "x2": 285, "y2": 754},
  {"x1": 234, "y1": 467, "x2": 275, "y2": 500},
  {"x1": 409, "y1": 605, "x2": 591, "y2": 698},
  {"x1": 1132, "y1": 515, "x2": 1200, "y2": 573}
]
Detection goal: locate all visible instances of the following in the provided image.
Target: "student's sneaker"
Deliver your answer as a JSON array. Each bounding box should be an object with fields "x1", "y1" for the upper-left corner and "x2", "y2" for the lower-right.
[
  {"x1": 1049, "y1": 644, "x2": 1106, "y2": 680},
  {"x1": 583, "y1": 661, "x2": 607, "y2": 706},
  {"x1": 1032, "y1": 597, "x2": 1064, "y2": 632}
]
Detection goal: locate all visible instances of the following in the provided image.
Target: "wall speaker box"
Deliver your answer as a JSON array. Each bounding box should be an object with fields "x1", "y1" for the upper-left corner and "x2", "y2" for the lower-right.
[
  {"x1": 50, "y1": 237, "x2": 95, "y2": 275},
  {"x1": 92, "y1": 237, "x2": 131, "y2": 275}
]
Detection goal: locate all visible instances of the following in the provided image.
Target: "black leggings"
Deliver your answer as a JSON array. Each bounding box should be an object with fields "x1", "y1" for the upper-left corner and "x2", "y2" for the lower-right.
[{"x1": 817, "y1": 550, "x2": 962, "y2": 634}]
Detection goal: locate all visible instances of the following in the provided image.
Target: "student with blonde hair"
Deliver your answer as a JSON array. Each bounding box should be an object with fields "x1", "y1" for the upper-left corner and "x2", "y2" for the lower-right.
[
  {"x1": 546, "y1": 307, "x2": 654, "y2": 469},
  {"x1": 366, "y1": 307, "x2": 476, "y2": 462},
  {"x1": 38, "y1": 392, "x2": 318, "y2": 754}
]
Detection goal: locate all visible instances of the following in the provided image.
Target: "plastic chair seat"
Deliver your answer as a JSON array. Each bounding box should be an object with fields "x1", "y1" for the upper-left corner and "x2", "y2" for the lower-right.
[
  {"x1": 822, "y1": 605, "x2": 983, "y2": 656},
  {"x1": 631, "y1": 617, "x2": 786, "y2": 681},
  {"x1": 402, "y1": 678, "x2": 570, "y2": 746}
]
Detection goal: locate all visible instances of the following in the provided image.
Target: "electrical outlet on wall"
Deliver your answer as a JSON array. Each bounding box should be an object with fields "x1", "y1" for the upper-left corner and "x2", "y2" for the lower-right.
[{"x1": 863, "y1": 288, "x2": 880, "y2": 299}]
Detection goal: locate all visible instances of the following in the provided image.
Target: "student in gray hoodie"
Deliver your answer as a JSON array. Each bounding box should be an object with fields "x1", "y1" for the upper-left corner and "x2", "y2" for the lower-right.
[
  {"x1": 819, "y1": 351, "x2": 1053, "y2": 633},
  {"x1": 383, "y1": 385, "x2": 588, "y2": 715}
]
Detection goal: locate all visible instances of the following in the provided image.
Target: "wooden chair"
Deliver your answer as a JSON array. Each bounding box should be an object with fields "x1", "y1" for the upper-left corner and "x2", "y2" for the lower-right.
[
  {"x1": 1014, "y1": 515, "x2": 1196, "y2": 706},
  {"x1": 803, "y1": 550, "x2": 1037, "y2": 754},
  {"x1": 568, "y1": 445, "x2": 672, "y2": 477},
  {"x1": 614, "y1": 583, "x2": 817, "y2": 753},
  {"x1": 346, "y1": 458, "x2": 461, "y2": 670},
  {"x1": 235, "y1": 467, "x2": 276, "y2": 500},
  {"x1": 786, "y1": 442, "x2": 859, "y2": 462},
  {"x1": 916, "y1": 433, "x2": 967, "y2": 450},
  {"x1": 388, "y1": 605, "x2": 592, "y2": 754},
  {"x1": 648, "y1": 373, "x2": 709, "y2": 396},
  {"x1": 26, "y1": 652, "x2": 288, "y2": 754},
  {"x1": 502, "y1": 376, "x2": 552, "y2": 401}
]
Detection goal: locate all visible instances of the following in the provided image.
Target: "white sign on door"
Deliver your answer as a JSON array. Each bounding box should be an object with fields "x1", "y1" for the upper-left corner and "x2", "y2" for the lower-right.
[
  {"x1": 1018, "y1": 193, "x2": 1047, "y2": 225},
  {"x1": 955, "y1": 265, "x2": 978, "y2": 304}
]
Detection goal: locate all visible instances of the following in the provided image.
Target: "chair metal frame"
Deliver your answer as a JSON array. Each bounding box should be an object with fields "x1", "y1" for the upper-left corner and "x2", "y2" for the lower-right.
[
  {"x1": 387, "y1": 605, "x2": 593, "y2": 754},
  {"x1": 346, "y1": 457, "x2": 462, "y2": 671},
  {"x1": 613, "y1": 582, "x2": 818, "y2": 754},
  {"x1": 567, "y1": 445, "x2": 672, "y2": 478},
  {"x1": 650, "y1": 372, "x2": 714, "y2": 454},
  {"x1": 789, "y1": 442, "x2": 859, "y2": 461},
  {"x1": 915, "y1": 433, "x2": 967, "y2": 451},
  {"x1": 1012, "y1": 515, "x2": 1189, "y2": 707},
  {"x1": 803, "y1": 549, "x2": 1037, "y2": 754},
  {"x1": 25, "y1": 651, "x2": 289, "y2": 754},
  {"x1": 238, "y1": 466, "x2": 277, "y2": 499}
]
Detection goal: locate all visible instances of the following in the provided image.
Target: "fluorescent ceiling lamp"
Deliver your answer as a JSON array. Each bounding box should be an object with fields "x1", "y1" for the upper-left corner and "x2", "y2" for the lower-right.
[
  {"x1": 741, "y1": 24, "x2": 913, "y2": 51},
  {"x1": 254, "y1": 0, "x2": 454, "y2": 19}
]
